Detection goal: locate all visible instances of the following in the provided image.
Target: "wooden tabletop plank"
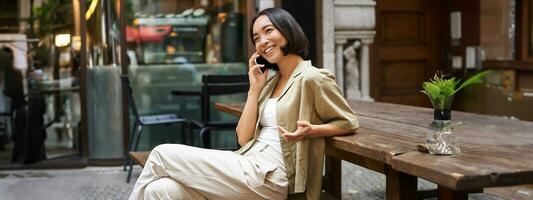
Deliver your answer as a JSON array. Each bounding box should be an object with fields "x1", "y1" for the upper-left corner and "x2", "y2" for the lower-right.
[
  {"x1": 349, "y1": 100, "x2": 533, "y2": 141},
  {"x1": 391, "y1": 151, "x2": 533, "y2": 190},
  {"x1": 327, "y1": 116, "x2": 428, "y2": 163},
  {"x1": 347, "y1": 100, "x2": 434, "y2": 127},
  {"x1": 214, "y1": 103, "x2": 244, "y2": 117}
]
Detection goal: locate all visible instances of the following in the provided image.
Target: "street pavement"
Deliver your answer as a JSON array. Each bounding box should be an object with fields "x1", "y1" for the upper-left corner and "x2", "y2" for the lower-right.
[{"x1": 0, "y1": 161, "x2": 503, "y2": 200}]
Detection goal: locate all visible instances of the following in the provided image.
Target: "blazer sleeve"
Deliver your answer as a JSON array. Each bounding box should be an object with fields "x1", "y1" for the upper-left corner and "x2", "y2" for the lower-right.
[{"x1": 313, "y1": 75, "x2": 359, "y2": 131}]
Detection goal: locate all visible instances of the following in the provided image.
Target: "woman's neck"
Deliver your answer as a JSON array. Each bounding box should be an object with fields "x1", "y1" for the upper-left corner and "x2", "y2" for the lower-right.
[{"x1": 277, "y1": 54, "x2": 304, "y2": 80}]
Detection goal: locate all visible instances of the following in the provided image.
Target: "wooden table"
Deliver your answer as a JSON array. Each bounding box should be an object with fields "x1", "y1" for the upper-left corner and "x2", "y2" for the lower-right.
[{"x1": 214, "y1": 100, "x2": 533, "y2": 200}]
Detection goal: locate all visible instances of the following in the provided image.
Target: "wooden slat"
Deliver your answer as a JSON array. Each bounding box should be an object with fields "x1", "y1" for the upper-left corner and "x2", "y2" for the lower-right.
[
  {"x1": 214, "y1": 103, "x2": 244, "y2": 117},
  {"x1": 391, "y1": 151, "x2": 533, "y2": 191},
  {"x1": 129, "y1": 151, "x2": 150, "y2": 168},
  {"x1": 326, "y1": 126, "x2": 418, "y2": 165}
]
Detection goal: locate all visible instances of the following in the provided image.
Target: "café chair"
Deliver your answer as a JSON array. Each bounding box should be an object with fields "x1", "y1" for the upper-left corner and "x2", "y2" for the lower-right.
[
  {"x1": 121, "y1": 75, "x2": 188, "y2": 183},
  {"x1": 172, "y1": 74, "x2": 248, "y2": 149}
]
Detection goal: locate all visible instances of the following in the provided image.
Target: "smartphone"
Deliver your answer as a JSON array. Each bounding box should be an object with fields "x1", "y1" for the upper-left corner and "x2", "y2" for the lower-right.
[{"x1": 255, "y1": 56, "x2": 278, "y2": 73}]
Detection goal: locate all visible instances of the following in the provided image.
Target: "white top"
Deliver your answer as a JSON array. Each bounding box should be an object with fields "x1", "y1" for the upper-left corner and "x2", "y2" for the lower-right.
[{"x1": 257, "y1": 98, "x2": 283, "y2": 154}]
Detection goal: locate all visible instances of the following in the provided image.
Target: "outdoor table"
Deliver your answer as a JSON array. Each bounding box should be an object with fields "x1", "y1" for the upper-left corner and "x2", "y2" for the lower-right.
[{"x1": 214, "y1": 100, "x2": 533, "y2": 200}]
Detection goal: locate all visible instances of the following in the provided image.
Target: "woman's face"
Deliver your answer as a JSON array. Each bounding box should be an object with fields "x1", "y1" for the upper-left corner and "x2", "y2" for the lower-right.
[{"x1": 252, "y1": 15, "x2": 288, "y2": 64}]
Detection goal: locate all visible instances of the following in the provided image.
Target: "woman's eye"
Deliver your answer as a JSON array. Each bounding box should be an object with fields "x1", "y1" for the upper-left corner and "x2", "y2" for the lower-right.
[
  {"x1": 266, "y1": 29, "x2": 273, "y2": 33},
  {"x1": 254, "y1": 37, "x2": 259, "y2": 43}
]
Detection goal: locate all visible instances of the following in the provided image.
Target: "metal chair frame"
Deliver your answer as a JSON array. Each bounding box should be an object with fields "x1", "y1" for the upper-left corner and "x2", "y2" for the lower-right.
[
  {"x1": 172, "y1": 74, "x2": 248, "y2": 149},
  {"x1": 121, "y1": 75, "x2": 188, "y2": 183}
]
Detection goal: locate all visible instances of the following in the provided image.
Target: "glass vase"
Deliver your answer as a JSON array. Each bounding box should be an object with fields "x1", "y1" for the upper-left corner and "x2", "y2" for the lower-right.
[{"x1": 425, "y1": 119, "x2": 460, "y2": 155}]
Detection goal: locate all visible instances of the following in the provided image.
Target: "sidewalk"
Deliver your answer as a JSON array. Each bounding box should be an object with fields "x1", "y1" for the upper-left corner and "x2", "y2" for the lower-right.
[
  {"x1": 0, "y1": 166, "x2": 136, "y2": 200},
  {"x1": 0, "y1": 162, "x2": 502, "y2": 200}
]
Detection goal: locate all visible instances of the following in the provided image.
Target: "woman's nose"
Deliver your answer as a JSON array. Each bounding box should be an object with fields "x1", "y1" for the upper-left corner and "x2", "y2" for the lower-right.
[{"x1": 258, "y1": 37, "x2": 269, "y2": 47}]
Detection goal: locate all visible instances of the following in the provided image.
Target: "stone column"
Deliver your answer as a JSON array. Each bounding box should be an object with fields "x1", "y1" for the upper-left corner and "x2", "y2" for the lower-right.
[
  {"x1": 322, "y1": 0, "x2": 335, "y2": 73},
  {"x1": 335, "y1": 38, "x2": 347, "y2": 93},
  {"x1": 360, "y1": 38, "x2": 374, "y2": 101}
]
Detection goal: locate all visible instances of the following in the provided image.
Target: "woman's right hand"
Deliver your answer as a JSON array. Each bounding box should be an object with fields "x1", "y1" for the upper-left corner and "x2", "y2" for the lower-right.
[{"x1": 248, "y1": 52, "x2": 269, "y2": 96}]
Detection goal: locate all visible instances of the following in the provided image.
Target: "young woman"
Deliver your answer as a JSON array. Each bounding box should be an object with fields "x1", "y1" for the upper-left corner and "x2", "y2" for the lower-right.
[{"x1": 129, "y1": 8, "x2": 358, "y2": 200}]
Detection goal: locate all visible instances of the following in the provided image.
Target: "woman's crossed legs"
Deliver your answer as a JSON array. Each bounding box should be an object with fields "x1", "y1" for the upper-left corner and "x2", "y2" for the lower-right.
[{"x1": 129, "y1": 144, "x2": 288, "y2": 200}]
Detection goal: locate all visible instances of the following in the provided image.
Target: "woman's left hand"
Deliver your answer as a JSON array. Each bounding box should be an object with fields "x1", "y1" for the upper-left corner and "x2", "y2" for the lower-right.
[{"x1": 278, "y1": 121, "x2": 314, "y2": 142}]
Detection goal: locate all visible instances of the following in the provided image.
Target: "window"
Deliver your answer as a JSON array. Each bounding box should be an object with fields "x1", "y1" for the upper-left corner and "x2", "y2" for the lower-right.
[
  {"x1": 126, "y1": 0, "x2": 248, "y2": 64},
  {"x1": 124, "y1": 0, "x2": 251, "y2": 149}
]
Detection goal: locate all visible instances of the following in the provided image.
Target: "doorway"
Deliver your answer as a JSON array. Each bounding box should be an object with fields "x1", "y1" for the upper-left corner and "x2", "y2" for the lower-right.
[{"x1": 372, "y1": 0, "x2": 447, "y2": 107}]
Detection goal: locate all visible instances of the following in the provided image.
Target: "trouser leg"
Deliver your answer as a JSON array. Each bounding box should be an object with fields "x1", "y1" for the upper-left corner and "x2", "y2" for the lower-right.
[
  {"x1": 144, "y1": 177, "x2": 205, "y2": 200},
  {"x1": 129, "y1": 143, "x2": 288, "y2": 200},
  {"x1": 129, "y1": 144, "x2": 250, "y2": 200}
]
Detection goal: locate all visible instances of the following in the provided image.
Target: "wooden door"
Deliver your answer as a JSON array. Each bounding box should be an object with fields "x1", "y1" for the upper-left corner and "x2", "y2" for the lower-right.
[{"x1": 372, "y1": 0, "x2": 447, "y2": 107}]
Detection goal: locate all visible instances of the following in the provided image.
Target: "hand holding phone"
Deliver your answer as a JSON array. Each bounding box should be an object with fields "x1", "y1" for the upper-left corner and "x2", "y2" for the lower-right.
[
  {"x1": 255, "y1": 56, "x2": 271, "y2": 74},
  {"x1": 254, "y1": 57, "x2": 265, "y2": 74}
]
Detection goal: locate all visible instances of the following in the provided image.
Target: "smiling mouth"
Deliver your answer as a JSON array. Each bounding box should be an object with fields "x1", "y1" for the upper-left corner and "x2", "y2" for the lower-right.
[{"x1": 264, "y1": 46, "x2": 274, "y2": 54}]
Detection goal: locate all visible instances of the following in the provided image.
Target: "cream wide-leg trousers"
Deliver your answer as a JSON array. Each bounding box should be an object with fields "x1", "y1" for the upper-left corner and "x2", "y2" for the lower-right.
[{"x1": 128, "y1": 142, "x2": 288, "y2": 200}]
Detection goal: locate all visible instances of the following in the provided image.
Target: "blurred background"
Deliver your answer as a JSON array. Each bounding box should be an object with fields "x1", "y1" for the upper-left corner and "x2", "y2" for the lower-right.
[{"x1": 0, "y1": 0, "x2": 531, "y2": 170}]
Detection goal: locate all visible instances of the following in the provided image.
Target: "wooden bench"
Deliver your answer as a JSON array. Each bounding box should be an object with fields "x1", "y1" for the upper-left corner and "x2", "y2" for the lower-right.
[{"x1": 128, "y1": 151, "x2": 150, "y2": 168}]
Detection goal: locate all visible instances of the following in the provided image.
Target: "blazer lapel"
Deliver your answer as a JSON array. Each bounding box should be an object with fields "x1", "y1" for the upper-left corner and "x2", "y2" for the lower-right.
[{"x1": 277, "y1": 61, "x2": 307, "y2": 101}]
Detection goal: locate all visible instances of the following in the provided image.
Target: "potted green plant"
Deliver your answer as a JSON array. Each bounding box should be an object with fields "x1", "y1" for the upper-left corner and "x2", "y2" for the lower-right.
[{"x1": 421, "y1": 70, "x2": 490, "y2": 154}]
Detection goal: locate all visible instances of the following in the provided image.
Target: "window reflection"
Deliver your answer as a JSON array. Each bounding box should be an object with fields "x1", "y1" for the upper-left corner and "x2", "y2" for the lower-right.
[
  {"x1": 127, "y1": 0, "x2": 246, "y2": 64},
  {"x1": 125, "y1": 0, "x2": 248, "y2": 149}
]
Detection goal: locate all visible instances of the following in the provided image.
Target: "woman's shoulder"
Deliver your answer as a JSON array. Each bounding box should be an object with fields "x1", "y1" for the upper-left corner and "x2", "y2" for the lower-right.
[{"x1": 300, "y1": 62, "x2": 336, "y2": 85}]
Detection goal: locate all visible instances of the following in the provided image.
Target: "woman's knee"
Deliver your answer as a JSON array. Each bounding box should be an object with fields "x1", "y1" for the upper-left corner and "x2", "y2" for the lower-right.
[
  {"x1": 150, "y1": 144, "x2": 185, "y2": 159},
  {"x1": 152, "y1": 143, "x2": 176, "y2": 153},
  {"x1": 147, "y1": 144, "x2": 191, "y2": 170},
  {"x1": 145, "y1": 178, "x2": 191, "y2": 200},
  {"x1": 152, "y1": 143, "x2": 196, "y2": 160},
  {"x1": 152, "y1": 144, "x2": 187, "y2": 154}
]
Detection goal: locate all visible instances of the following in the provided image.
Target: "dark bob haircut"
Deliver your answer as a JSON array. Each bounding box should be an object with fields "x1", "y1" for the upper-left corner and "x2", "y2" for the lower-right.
[{"x1": 250, "y1": 8, "x2": 309, "y2": 59}]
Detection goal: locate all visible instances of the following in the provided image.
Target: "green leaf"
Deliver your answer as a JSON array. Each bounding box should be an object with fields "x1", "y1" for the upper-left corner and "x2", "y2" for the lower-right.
[
  {"x1": 454, "y1": 70, "x2": 491, "y2": 93},
  {"x1": 421, "y1": 70, "x2": 490, "y2": 110}
]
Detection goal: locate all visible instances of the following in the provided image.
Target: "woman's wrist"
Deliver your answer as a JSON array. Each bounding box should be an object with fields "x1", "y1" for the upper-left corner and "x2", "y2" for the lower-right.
[
  {"x1": 248, "y1": 89, "x2": 260, "y2": 97},
  {"x1": 306, "y1": 124, "x2": 317, "y2": 137}
]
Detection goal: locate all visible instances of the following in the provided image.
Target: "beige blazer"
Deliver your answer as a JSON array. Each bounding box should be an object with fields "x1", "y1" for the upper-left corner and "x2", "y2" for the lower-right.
[{"x1": 235, "y1": 60, "x2": 359, "y2": 200}]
